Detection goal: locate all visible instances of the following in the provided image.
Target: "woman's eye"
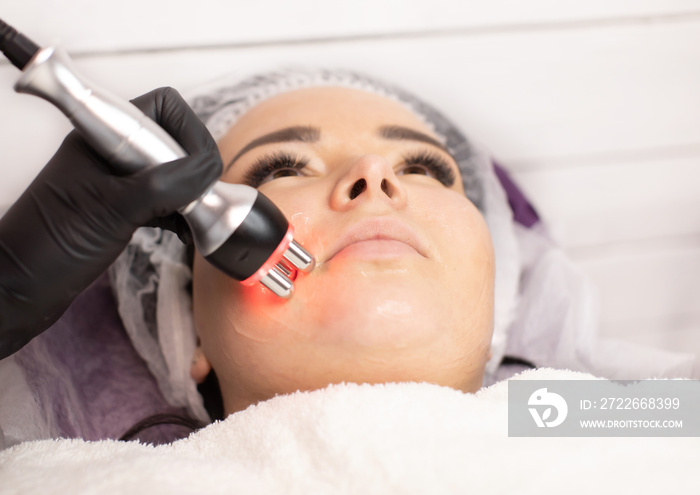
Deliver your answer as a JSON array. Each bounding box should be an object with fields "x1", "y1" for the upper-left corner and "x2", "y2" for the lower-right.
[
  {"x1": 268, "y1": 169, "x2": 303, "y2": 180},
  {"x1": 243, "y1": 152, "x2": 308, "y2": 188},
  {"x1": 400, "y1": 165, "x2": 430, "y2": 176},
  {"x1": 399, "y1": 150, "x2": 457, "y2": 187}
]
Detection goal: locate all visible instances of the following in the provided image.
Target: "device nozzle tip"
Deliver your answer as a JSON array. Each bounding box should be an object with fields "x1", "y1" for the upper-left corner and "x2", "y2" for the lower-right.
[
  {"x1": 257, "y1": 238, "x2": 315, "y2": 298},
  {"x1": 283, "y1": 239, "x2": 315, "y2": 273},
  {"x1": 259, "y1": 265, "x2": 294, "y2": 299}
]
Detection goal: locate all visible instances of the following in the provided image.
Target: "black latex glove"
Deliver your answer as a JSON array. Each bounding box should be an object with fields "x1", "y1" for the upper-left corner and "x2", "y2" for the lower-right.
[{"x1": 0, "y1": 87, "x2": 223, "y2": 359}]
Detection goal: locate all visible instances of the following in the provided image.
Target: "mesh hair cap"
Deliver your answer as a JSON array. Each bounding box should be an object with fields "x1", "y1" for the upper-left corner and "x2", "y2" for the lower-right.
[{"x1": 109, "y1": 67, "x2": 696, "y2": 421}]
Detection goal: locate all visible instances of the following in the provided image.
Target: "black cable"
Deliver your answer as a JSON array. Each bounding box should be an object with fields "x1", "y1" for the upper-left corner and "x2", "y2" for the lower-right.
[
  {"x1": 500, "y1": 355, "x2": 536, "y2": 369},
  {"x1": 119, "y1": 413, "x2": 206, "y2": 442},
  {"x1": 0, "y1": 18, "x2": 40, "y2": 70}
]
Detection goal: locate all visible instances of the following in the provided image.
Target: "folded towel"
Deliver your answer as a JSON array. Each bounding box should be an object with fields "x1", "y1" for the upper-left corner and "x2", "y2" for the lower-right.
[{"x1": 1, "y1": 368, "x2": 696, "y2": 494}]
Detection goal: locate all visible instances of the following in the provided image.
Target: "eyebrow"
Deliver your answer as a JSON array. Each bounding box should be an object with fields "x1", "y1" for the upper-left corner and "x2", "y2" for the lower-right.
[
  {"x1": 225, "y1": 126, "x2": 320, "y2": 171},
  {"x1": 225, "y1": 124, "x2": 450, "y2": 171},
  {"x1": 378, "y1": 125, "x2": 449, "y2": 154}
]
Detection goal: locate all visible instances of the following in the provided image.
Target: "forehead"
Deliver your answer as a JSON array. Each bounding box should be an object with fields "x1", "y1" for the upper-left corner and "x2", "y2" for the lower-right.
[{"x1": 217, "y1": 86, "x2": 438, "y2": 149}]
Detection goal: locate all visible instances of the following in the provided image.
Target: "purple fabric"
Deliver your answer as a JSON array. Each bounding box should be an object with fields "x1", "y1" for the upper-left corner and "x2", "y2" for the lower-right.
[
  {"x1": 13, "y1": 273, "x2": 193, "y2": 444},
  {"x1": 493, "y1": 161, "x2": 540, "y2": 228}
]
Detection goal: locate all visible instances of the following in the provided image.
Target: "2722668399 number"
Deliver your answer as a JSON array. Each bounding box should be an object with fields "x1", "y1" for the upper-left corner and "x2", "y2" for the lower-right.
[{"x1": 599, "y1": 397, "x2": 680, "y2": 410}]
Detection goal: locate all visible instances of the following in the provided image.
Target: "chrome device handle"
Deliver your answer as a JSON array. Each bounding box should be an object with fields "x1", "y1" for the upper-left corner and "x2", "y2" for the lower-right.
[{"x1": 13, "y1": 45, "x2": 254, "y2": 257}]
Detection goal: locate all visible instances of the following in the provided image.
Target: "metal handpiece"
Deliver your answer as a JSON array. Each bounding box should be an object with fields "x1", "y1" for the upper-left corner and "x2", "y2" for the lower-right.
[
  {"x1": 13, "y1": 45, "x2": 314, "y2": 296},
  {"x1": 14, "y1": 46, "x2": 231, "y2": 256}
]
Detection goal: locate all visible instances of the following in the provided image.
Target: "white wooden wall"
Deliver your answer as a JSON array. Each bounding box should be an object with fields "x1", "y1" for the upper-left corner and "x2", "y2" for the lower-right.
[{"x1": 1, "y1": 1, "x2": 699, "y2": 360}]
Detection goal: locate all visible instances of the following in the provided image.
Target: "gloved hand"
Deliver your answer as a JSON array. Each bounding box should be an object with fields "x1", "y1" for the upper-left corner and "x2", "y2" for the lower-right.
[{"x1": 0, "y1": 87, "x2": 222, "y2": 359}]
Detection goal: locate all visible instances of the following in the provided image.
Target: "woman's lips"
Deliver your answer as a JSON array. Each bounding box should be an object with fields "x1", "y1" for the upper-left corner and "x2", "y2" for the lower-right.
[
  {"x1": 330, "y1": 238, "x2": 420, "y2": 261},
  {"x1": 324, "y1": 217, "x2": 429, "y2": 262}
]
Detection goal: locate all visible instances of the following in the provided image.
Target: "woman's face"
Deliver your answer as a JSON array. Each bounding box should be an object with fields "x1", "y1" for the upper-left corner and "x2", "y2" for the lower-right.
[{"x1": 192, "y1": 86, "x2": 495, "y2": 414}]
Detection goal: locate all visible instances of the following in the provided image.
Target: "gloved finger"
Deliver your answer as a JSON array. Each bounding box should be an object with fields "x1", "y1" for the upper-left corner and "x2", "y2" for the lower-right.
[
  {"x1": 111, "y1": 148, "x2": 222, "y2": 225},
  {"x1": 129, "y1": 87, "x2": 218, "y2": 156},
  {"x1": 146, "y1": 214, "x2": 193, "y2": 245}
]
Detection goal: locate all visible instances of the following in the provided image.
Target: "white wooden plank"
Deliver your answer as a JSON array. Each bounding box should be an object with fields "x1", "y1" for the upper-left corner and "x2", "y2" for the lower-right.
[
  {"x1": 0, "y1": 0, "x2": 698, "y2": 54},
  {"x1": 511, "y1": 154, "x2": 700, "y2": 249},
  {"x1": 1, "y1": 18, "x2": 699, "y2": 213}
]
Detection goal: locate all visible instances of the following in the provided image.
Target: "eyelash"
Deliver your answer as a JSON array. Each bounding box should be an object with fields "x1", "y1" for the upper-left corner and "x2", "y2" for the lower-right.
[{"x1": 243, "y1": 150, "x2": 457, "y2": 188}]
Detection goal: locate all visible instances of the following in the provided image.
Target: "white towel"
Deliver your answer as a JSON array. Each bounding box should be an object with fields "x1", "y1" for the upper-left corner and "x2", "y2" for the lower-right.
[{"x1": 1, "y1": 367, "x2": 697, "y2": 494}]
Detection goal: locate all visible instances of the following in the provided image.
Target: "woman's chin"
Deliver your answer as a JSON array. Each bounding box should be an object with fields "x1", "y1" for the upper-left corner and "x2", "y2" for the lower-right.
[
  {"x1": 301, "y1": 274, "x2": 445, "y2": 351},
  {"x1": 317, "y1": 311, "x2": 441, "y2": 351}
]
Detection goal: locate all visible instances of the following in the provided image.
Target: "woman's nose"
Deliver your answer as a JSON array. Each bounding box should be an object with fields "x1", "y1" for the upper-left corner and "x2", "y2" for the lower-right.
[{"x1": 329, "y1": 154, "x2": 408, "y2": 211}]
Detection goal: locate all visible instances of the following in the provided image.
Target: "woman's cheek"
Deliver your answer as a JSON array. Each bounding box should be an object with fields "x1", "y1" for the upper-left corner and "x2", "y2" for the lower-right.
[
  {"x1": 421, "y1": 189, "x2": 495, "y2": 316},
  {"x1": 206, "y1": 260, "x2": 321, "y2": 345},
  {"x1": 414, "y1": 188, "x2": 480, "y2": 262}
]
